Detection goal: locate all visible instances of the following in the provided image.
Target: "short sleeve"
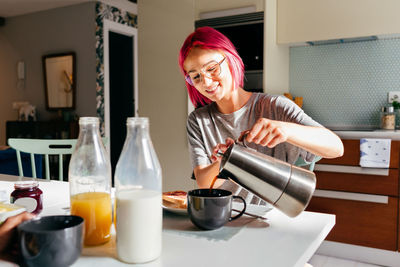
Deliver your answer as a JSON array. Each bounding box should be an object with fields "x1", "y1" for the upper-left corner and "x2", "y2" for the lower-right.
[
  {"x1": 275, "y1": 96, "x2": 322, "y2": 127},
  {"x1": 186, "y1": 112, "x2": 211, "y2": 169},
  {"x1": 270, "y1": 95, "x2": 322, "y2": 164}
]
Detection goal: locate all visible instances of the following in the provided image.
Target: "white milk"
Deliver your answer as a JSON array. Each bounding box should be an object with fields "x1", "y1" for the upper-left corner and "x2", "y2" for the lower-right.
[{"x1": 116, "y1": 189, "x2": 162, "y2": 263}]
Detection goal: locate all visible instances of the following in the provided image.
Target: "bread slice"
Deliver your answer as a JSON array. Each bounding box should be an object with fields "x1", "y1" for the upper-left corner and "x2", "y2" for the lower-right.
[{"x1": 162, "y1": 190, "x2": 187, "y2": 209}]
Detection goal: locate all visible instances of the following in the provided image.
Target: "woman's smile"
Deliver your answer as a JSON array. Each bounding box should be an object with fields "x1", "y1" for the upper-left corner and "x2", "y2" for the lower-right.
[{"x1": 205, "y1": 84, "x2": 219, "y2": 95}]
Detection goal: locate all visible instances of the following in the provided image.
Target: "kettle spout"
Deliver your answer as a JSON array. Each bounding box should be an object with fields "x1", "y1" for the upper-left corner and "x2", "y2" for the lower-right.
[{"x1": 217, "y1": 169, "x2": 231, "y2": 180}]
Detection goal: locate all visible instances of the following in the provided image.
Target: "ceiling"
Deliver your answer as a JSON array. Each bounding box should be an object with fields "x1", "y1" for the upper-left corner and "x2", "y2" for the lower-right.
[{"x1": 0, "y1": 0, "x2": 95, "y2": 18}]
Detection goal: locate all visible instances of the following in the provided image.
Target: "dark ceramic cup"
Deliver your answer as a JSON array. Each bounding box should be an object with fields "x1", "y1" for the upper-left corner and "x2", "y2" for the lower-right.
[
  {"x1": 18, "y1": 215, "x2": 84, "y2": 267},
  {"x1": 187, "y1": 189, "x2": 246, "y2": 230}
]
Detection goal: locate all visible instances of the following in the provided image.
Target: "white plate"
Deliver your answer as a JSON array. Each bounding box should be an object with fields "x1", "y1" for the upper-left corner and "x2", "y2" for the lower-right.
[
  {"x1": 0, "y1": 203, "x2": 26, "y2": 223},
  {"x1": 162, "y1": 205, "x2": 187, "y2": 215}
]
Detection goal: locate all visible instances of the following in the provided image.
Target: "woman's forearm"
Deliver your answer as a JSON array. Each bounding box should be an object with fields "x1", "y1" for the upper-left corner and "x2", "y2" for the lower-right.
[
  {"x1": 285, "y1": 123, "x2": 344, "y2": 158},
  {"x1": 245, "y1": 118, "x2": 343, "y2": 159},
  {"x1": 193, "y1": 161, "x2": 225, "y2": 189}
]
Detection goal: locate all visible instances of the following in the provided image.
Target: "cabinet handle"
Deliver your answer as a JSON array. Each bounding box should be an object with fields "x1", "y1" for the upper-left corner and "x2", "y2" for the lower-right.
[
  {"x1": 313, "y1": 189, "x2": 388, "y2": 204},
  {"x1": 314, "y1": 164, "x2": 389, "y2": 176}
]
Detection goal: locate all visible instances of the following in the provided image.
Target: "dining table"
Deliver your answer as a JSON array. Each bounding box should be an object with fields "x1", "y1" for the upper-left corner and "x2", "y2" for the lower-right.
[{"x1": 0, "y1": 174, "x2": 335, "y2": 267}]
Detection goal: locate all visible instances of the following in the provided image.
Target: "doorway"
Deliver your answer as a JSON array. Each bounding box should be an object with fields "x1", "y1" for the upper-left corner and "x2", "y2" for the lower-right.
[{"x1": 103, "y1": 19, "x2": 138, "y2": 179}]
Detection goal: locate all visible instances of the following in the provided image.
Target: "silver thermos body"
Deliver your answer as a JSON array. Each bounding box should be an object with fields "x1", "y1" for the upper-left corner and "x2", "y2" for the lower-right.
[{"x1": 219, "y1": 143, "x2": 316, "y2": 217}]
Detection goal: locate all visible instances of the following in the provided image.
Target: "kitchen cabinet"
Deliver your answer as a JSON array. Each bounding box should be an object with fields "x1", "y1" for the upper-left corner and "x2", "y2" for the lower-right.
[
  {"x1": 306, "y1": 139, "x2": 400, "y2": 251},
  {"x1": 308, "y1": 196, "x2": 397, "y2": 251},
  {"x1": 277, "y1": 0, "x2": 400, "y2": 45},
  {"x1": 317, "y1": 139, "x2": 400, "y2": 168},
  {"x1": 399, "y1": 202, "x2": 400, "y2": 252}
]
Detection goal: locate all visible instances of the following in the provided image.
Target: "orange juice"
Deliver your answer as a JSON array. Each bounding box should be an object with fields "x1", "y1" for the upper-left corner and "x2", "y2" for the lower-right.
[{"x1": 70, "y1": 192, "x2": 112, "y2": 246}]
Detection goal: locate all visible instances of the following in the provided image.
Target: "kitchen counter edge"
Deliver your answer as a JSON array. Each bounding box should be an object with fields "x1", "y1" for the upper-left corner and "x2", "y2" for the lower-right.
[{"x1": 333, "y1": 130, "x2": 400, "y2": 140}]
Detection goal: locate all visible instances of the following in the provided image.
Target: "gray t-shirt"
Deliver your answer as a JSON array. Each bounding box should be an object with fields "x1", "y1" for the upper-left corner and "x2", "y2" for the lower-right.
[{"x1": 186, "y1": 93, "x2": 322, "y2": 204}]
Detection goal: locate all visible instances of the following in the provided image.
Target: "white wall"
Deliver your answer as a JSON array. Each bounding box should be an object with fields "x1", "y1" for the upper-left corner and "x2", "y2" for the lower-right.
[
  {"x1": 0, "y1": 33, "x2": 26, "y2": 144},
  {"x1": 0, "y1": 2, "x2": 97, "y2": 145},
  {"x1": 264, "y1": 0, "x2": 289, "y2": 95},
  {"x1": 138, "y1": 0, "x2": 195, "y2": 191}
]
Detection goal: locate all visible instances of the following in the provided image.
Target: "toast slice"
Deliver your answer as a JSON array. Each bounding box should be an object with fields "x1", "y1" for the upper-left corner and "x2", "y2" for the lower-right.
[{"x1": 162, "y1": 190, "x2": 187, "y2": 209}]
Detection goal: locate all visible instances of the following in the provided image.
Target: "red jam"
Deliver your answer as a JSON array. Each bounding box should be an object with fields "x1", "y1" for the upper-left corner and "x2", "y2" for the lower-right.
[{"x1": 10, "y1": 181, "x2": 43, "y2": 215}]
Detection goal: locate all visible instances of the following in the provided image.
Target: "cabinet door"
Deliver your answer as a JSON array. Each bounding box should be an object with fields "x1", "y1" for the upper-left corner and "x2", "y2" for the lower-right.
[
  {"x1": 398, "y1": 198, "x2": 400, "y2": 252},
  {"x1": 318, "y1": 139, "x2": 400, "y2": 168},
  {"x1": 306, "y1": 196, "x2": 398, "y2": 251},
  {"x1": 277, "y1": 0, "x2": 400, "y2": 44},
  {"x1": 315, "y1": 169, "x2": 399, "y2": 196}
]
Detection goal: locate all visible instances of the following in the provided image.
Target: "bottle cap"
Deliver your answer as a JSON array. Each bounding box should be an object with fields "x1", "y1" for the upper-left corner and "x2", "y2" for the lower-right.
[
  {"x1": 382, "y1": 106, "x2": 394, "y2": 113},
  {"x1": 79, "y1": 117, "x2": 99, "y2": 125},
  {"x1": 14, "y1": 180, "x2": 39, "y2": 189},
  {"x1": 127, "y1": 117, "x2": 149, "y2": 125}
]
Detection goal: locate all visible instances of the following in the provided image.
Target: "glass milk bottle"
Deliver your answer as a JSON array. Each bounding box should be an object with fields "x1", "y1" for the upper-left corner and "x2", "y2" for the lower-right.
[
  {"x1": 69, "y1": 117, "x2": 112, "y2": 246},
  {"x1": 115, "y1": 117, "x2": 162, "y2": 263}
]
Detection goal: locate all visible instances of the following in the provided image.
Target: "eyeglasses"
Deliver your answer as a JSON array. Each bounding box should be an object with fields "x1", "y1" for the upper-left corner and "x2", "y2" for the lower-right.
[{"x1": 185, "y1": 57, "x2": 226, "y2": 86}]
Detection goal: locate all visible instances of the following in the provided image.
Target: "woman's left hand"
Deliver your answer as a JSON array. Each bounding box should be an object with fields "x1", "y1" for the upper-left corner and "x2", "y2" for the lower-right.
[
  {"x1": 211, "y1": 138, "x2": 235, "y2": 162},
  {"x1": 240, "y1": 118, "x2": 289, "y2": 148}
]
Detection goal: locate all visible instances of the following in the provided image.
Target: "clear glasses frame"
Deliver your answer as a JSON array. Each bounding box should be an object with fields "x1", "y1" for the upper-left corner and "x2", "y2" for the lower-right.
[{"x1": 185, "y1": 57, "x2": 226, "y2": 86}]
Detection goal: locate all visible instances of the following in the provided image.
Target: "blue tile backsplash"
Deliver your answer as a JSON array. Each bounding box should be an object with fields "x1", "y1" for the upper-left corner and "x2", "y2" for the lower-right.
[{"x1": 289, "y1": 38, "x2": 400, "y2": 128}]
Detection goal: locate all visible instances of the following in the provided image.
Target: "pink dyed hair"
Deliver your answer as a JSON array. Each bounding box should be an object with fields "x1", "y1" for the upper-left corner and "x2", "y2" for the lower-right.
[{"x1": 178, "y1": 27, "x2": 244, "y2": 108}]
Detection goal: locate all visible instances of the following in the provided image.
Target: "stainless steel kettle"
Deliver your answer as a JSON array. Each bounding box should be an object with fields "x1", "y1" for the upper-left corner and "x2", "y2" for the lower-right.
[{"x1": 218, "y1": 143, "x2": 316, "y2": 217}]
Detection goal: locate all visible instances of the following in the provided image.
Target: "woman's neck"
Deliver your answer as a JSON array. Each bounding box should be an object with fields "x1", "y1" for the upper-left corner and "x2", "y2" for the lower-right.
[{"x1": 215, "y1": 87, "x2": 252, "y2": 114}]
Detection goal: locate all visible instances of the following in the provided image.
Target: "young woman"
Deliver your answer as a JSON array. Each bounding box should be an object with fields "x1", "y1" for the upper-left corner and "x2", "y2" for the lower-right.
[{"x1": 179, "y1": 27, "x2": 343, "y2": 204}]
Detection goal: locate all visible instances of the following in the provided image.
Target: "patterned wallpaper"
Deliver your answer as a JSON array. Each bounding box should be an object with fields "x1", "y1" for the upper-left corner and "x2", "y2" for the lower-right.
[
  {"x1": 289, "y1": 38, "x2": 400, "y2": 128},
  {"x1": 95, "y1": 2, "x2": 137, "y2": 135}
]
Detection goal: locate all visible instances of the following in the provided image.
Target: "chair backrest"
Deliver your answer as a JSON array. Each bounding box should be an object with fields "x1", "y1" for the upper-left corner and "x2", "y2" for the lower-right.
[
  {"x1": 8, "y1": 139, "x2": 77, "y2": 181},
  {"x1": 294, "y1": 156, "x2": 322, "y2": 171}
]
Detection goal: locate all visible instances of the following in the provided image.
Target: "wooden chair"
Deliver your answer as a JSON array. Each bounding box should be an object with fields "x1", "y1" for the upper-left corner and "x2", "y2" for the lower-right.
[
  {"x1": 8, "y1": 138, "x2": 77, "y2": 181},
  {"x1": 295, "y1": 156, "x2": 322, "y2": 171}
]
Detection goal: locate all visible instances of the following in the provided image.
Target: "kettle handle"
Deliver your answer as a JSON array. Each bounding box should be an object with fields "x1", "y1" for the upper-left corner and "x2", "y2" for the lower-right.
[
  {"x1": 236, "y1": 131, "x2": 250, "y2": 148},
  {"x1": 229, "y1": 196, "x2": 246, "y2": 221}
]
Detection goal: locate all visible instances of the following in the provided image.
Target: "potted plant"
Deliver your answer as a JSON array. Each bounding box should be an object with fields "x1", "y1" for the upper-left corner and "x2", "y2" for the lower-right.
[{"x1": 393, "y1": 100, "x2": 400, "y2": 129}]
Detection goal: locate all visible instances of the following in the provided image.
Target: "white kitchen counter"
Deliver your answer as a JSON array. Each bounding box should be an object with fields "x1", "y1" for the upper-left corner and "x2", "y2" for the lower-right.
[
  {"x1": 333, "y1": 130, "x2": 400, "y2": 140},
  {"x1": 0, "y1": 174, "x2": 336, "y2": 267}
]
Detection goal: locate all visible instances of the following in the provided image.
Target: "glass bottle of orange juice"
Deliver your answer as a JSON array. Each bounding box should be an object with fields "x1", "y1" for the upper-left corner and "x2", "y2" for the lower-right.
[{"x1": 69, "y1": 117, "x2": 112, "y2": 246}]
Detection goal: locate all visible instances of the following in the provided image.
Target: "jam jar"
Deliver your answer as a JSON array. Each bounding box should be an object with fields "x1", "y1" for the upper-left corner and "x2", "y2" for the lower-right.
[{"x1": 10, "y1": 181, "x2": 43, "y2": 214}]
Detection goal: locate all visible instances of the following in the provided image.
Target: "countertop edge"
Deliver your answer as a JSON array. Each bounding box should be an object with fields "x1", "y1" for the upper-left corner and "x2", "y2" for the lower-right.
[{"x1": 333, "y1": 130, "x2": 400, "y2": 140}]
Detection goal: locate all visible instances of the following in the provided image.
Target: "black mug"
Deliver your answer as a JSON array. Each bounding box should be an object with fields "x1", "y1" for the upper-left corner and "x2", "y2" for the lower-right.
[
  {"x1": 18, "y1": 215, "x2": 84, "y2": 267},
  {"x1": 187, "y1": 189, "x2": 246, "y2": 230}
]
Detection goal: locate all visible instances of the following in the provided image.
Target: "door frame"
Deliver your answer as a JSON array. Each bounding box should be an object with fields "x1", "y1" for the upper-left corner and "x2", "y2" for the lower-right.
[{"x1": 103, "y1": 19, "x2": 138, "y2": 151}]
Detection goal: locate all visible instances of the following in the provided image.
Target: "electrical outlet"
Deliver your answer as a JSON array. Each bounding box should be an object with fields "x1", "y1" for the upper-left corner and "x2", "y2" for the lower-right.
[{"x1": 388, "y1": 91, "x2": 400, "y2": 103}]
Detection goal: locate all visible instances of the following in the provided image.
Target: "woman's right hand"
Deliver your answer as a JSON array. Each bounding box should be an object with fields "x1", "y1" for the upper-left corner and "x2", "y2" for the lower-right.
[{"x1": 211, "y1": 138, "x2": 235, "y2": 162}]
